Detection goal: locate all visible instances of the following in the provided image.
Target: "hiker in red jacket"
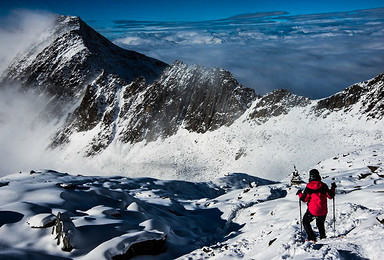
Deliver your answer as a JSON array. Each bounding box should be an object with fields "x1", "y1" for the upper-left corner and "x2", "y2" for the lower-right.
[{"x1": 296, "y1": 169, "x2": 336, "y2": 242}]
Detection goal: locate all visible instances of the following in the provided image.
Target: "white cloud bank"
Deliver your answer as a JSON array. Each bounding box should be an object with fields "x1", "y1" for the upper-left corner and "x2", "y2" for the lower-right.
[
  {"x1": 107, "y1": 8, "x2": 384, "y2": 98},
  {"x1": 0, "y1": 88, "x2": 59, "y2": 176}
]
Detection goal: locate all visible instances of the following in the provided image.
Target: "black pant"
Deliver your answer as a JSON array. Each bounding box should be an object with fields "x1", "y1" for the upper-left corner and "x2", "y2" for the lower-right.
[{"x1": 303, "y1": 210, "x2": 326, "y2": 241}]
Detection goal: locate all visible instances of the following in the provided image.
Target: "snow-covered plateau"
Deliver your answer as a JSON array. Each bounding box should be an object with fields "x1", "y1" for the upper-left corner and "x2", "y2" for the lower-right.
[{"x1": 0, "y1": 145, "x2": 383, "y2": 259}]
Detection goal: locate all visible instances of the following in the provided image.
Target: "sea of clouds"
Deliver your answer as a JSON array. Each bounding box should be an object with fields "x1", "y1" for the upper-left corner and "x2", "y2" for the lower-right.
[{"x1": 93, "y1": 8, "x2": 384, "y2": 98}]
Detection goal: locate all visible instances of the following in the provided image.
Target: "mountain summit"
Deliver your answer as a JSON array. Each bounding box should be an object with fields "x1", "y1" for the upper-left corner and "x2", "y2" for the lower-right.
[{"x1": 1, "y1": 16, "x2": 167, "y2": 113}]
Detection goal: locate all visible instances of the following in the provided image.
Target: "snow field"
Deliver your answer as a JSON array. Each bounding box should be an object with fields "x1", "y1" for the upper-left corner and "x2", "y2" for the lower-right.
[{"x1": 0, "y1": 144, "x2": 383, "y2": 259}]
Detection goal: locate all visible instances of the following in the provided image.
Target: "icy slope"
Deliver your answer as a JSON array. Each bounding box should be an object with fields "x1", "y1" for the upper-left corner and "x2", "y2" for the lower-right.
[{"x1": 0, "y1": 146, "x2": 383, "y2": 259}]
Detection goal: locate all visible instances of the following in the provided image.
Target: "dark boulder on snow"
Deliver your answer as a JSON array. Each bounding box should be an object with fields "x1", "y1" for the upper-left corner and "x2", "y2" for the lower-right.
[
  {"x1": 367, "y1": 166, "x2": 379, "y2": 173},
  {"x1": 0, "y1": 181, "x2": 9, "y2": 188},
  {"x1": 57, "y1": 182, "x2": 90, "y2": 190},
  {"x1": 112, "y1": 234, "x2": 167, "y2": 260}
]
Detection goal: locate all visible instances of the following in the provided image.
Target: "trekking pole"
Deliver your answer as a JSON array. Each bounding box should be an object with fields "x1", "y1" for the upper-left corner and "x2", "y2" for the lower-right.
[
  {"x1": 299, "y1": 198, "x2": 303, "y2": 234},
  {"x1": 333, "y1": 195, "x2": 336, "y2": 237}
]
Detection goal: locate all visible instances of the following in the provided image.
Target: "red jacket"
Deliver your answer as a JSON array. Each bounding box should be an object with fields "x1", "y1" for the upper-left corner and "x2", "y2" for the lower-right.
[{"x1": 298, "y1": 181, "x2": 335, "y2": 216}]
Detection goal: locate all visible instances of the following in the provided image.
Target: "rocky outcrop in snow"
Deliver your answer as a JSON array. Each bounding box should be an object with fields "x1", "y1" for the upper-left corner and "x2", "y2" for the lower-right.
[
  {"x1": 248, "y1": 89, "x2": 310, "y2": 123},
  {"x1": 52, "y1": 212, "x2": 76, "y2": 252},
  {"x1": 110, "y1": 232, "x2": 167, "y2": 260}
]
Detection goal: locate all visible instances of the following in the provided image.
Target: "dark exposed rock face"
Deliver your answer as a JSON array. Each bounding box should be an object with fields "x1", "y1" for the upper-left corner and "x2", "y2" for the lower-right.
[
  {"x1": 316, "y1": 84, "x2": 364, "y2": 111},
  {"x1": 51, "y1": 61, "x2": 257, "y2": 155},
  {"x1": 360, "y1": 73, "x2": 384, "y2": 119},
  {"x1": 248, "y1": 89, "x2": 310, "y2": 122},
  {"x1": 118, "y1": 61, "x2": 257, "y2": 144}
]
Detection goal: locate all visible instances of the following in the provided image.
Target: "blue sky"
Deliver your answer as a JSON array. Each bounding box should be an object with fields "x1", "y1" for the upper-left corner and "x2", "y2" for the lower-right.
[{"x1": 2, "y1": 0, "x2": 384, "y2": 21}]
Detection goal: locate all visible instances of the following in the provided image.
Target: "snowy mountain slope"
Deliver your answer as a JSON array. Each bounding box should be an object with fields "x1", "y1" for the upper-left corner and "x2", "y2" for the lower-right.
[
  {"x1": 46, "y1": 72, "x2": 384, "y2": 182},
  {"x1": 0, "y1": 15, "x2": 258, "y2": 157},
  {"x1": 0, "y1": 145, "x2": 383, "y2": 259}
]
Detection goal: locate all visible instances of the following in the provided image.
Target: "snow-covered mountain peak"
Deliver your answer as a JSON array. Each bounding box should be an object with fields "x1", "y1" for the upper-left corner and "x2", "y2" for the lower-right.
[{"x1": 0, "y1": 15, "x2": 168, "y2": 115}]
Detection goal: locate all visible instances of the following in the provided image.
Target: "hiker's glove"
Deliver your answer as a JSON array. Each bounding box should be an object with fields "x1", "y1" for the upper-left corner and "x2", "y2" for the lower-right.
[
  {"x1": 296, "y1": 189, "x2": 302, "y2": 195},
  {"x1": 331, "y1": 182, "x2": 337, "y2": 189}
]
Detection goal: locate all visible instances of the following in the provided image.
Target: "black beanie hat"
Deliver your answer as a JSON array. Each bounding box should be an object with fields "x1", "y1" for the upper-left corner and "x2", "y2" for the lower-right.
[{"x1": 309, "y1": 169, "x2": 321, "y2": 181}]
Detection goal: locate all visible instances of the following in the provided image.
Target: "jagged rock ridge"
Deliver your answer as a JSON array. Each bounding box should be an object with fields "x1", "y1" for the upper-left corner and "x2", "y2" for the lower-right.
[
  {"x1": 315, "y1": 73, "x2": 384, "y2": 118},
  {"x1": 52, "y1": 61, "x2": 258, "y2": 155}
]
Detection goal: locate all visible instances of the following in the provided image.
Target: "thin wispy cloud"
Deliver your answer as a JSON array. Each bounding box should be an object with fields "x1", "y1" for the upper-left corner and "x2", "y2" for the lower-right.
[
  {"x1": 0, "y1": 9, "x2": 55, "y2": 75},
  {"x1": 0, "y1": 10, "x2": 57, "y2": 176}
]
